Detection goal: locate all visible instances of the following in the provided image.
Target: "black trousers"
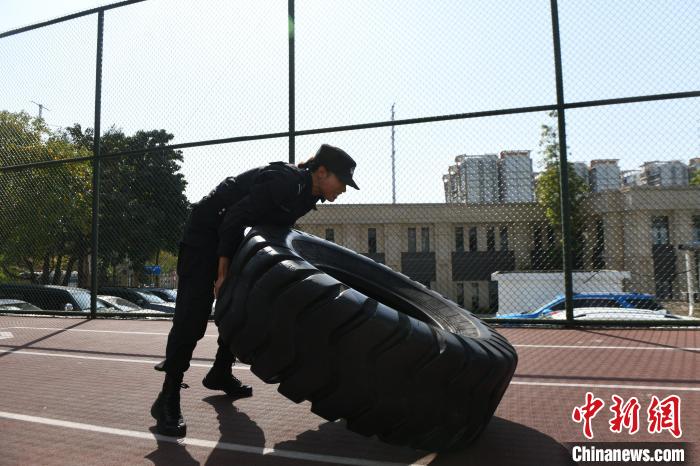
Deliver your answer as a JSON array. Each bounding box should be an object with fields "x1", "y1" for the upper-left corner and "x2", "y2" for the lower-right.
[{"x1": 163, "y1": 243, "x2": 235, "y2": 375}]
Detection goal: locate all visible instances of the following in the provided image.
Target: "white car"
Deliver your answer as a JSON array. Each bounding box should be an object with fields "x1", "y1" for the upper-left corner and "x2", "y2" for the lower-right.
[
  {"x1": 98, "y1": 295, "x2": 170, "y2": 314},
  {"x1": 98, "y1": 295, "x2": 144, "y2": 312},
  {"x1": 546, "y1": 308, "x2": 691, "y2": 321},
  {"x1": 0, "y1": 298, "x2": 42, "y2": 312}
]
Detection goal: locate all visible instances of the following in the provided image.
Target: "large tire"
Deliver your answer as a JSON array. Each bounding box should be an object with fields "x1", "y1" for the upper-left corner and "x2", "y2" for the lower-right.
[{"x1": 215, "y1": 225, "x2": 518, "y2": 451}]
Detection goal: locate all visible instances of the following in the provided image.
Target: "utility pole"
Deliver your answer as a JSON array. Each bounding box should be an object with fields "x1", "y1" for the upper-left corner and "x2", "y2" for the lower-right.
[
  {"x1": 391, "y1": 103, "x2": 396, "y2": 204},
  {"x1": 30, "y1": 101, "x2": 50, "y2": 119}
]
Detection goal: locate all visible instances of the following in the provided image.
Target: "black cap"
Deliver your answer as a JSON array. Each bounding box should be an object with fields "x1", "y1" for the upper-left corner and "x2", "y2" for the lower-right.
[{"x1": 315, "y1": 144, "x2": 359, "y2": 190}]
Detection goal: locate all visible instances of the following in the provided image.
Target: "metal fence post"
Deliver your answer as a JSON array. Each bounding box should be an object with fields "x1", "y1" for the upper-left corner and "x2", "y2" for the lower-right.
[
  {"x1": 288, "y1": 0, "x2": 295, "y2": 164},
  {"x1": 90, "y1": 10, "x2": 104, "y2": 319},
  {"x1": 549, "y1": 0, "x2": 575, "y2": 324}
]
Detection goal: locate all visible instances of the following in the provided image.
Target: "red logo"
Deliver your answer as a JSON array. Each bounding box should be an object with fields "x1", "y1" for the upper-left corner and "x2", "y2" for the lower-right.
[
  {"x1": 572, "y1": 392, "x2": 606, "y2": 439},
  {"x1": 609, "y1": 395, "x2": 641, "y2": 435},
  {"x1": 572, "y1": 393, "x2": 683, "y2": 439},
  {"x1": 647, "y1": 395, "x2": 682, "y2": 438}
]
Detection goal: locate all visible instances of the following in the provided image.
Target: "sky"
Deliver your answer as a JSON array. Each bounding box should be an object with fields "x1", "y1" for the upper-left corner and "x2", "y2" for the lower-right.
[{"x1": 1, "y1": 0, "x2": 698, "y2": 204}]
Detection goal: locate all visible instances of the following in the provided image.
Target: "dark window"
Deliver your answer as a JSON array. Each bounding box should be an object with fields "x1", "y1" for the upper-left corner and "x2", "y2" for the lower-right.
[
  {"x1": 592, "y1": 218, "x2": 606, "y2": 269},
  {"x1": 546, "y1": 225, "x2": 556, "y2": 248},
  {"x1": 455, "y1": 226, "x2": 464, "y2": 252},
  {"x1": 469, "y1": 227, "x2": 477, "y2": 252},
  {"x1": 325, "y1": 228, "x2": 335, "y2": 243},
  {"x1": 471, "y1": 282, "x2": 479, "y2": 309},
  {"x1": 368, "y1": 228, "x2": 377, "y2": 254},
  {"x1": 456, "y1": 282, "x2": 464, "y2": 307},
  {"x1": 46, "y1": 293, "x2": 71, "y2": 311},
  {"x1": 693, "y1": 215, "x2": 700, "y2": 242},
  {"x1": 487, "y1": 227, "x2": 495, "y2": 252},
  {"x1": 500, "y1": 226, "x2": 509, "y2": 251},
  {"x1": 549, "y1": 300, "x2": 566, "y2": 311},
  {"x1": 651, "y1": 216, "x2": 669, "y2": 245},
  {"x1": 421, "y1": 227, "x2": 430, "y2": 252},
  {"x1": 489, "y1": 281, "x2": 499, "y2": 312},
  {"x1": 407, "y1": 228, "x2": 416, "y2": 252},
  {"x1": 533, "y1": 225, "x2": 543, "y2": 252},
  {"x1": 576, "y1": 298, "x2": 621, "y2": 308}
]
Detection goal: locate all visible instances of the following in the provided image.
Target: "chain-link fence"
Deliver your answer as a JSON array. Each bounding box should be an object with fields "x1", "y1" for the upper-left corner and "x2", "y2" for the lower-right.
[{"x1": 0, "y1": 0, "x2": 698, "y2": 325}]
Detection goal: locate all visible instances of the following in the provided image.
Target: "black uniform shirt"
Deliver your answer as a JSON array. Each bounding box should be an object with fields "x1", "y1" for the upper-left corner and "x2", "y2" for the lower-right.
[{"x1": 182, "y1": 162, "x2": 323, "y2": 258}]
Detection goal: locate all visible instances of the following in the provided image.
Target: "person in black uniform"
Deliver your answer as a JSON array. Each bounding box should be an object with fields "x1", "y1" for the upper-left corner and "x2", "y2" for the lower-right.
[{"x1": 151, "y1": 144, "x2": 359, "y2": 437}]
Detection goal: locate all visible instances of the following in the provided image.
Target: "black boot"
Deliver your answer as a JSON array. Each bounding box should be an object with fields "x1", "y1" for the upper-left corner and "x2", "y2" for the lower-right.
[
  {"x1": 202, "y1": 366, "x2": 253, "y2": 398},
  {"x1": 151, "y1": 373, "x2": 187, "y2": 437}
]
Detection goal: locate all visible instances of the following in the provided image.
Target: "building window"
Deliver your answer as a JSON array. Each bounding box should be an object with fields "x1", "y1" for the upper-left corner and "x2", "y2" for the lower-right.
[
  {"x1": 407, "y1": 228, "x2": 416, "y2": 252},
  {"x1": 500, "y1": 226, "x2": 509, "y2": 251},
  {"x1": 456, "y1": 282, "x2": 464, "y2": 307},
  {"x1": 469, "y1": 227, "x2": 478, "y2": 252},
  {"x1": 368, "y1": 228, "x2": 377, "y2": 254},
  {"x1": 325, "y1": 228, "x2": 335, "y2": 243},
  {"x1": 455, "y1": 226, "x2": 464, "y2": 252},
  {"x1": 487, "y1": 227, "x2": 495, "y2": 252},
  {"x1": 693, "y1": 215, "x2": 700, "y2": 242},
  {"x1": 471, "y1": 282, "x2": 479, "y2": 310},
  {"x1": 546, "y1": 225, "x2": 556, "y2": 249},
  {"x1": 651, "y1": 216, "x2": 669, "y2": 245},
  {"x1": 421, "y1": 227, "x2": 430, "y2": 252},
  {"x1": 593, "y1": 218, "x2": 605, "y2": 268},
  {"x1": 533, "y1": 225, "x2": 543, "y2": 253}
]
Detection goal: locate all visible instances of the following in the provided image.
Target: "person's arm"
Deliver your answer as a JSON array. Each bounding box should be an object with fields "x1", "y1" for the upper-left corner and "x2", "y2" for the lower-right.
[{"x1": 214, "y1": 172, "x2": 296, "y2": 296}]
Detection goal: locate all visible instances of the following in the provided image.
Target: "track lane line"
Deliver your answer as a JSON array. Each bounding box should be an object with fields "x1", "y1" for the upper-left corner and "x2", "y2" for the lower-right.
[
  {"x1": 510, "y1": 381, "x2": 700, "y2": 392},
  {"x1": 0, "y1": 326, "x2": 216, "y2": 337},
  {"x1": 0, "y1": 411, "x2": 425, "y2": 466},
  {"x1": 0, "y1": 348, "x2": 250, "y2": 370},
  {"x1": 514, "y1": 344, "x2": 700, "y2": 352},
  {"x1": 2, "y1": 349, "x2": 699, "y2": 391},
  {"x1": 3, "y1": 327, "x2": 698, "y2": 351}
]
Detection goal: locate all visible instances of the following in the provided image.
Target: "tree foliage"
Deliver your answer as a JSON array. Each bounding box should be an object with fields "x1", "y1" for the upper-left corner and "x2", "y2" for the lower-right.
[
  {"x1": 0, "y1": 110, "x2": 189, "y2": 287},
  {"x1": 534, "y1": 111, "x2": 590, "y2": 268},
  {"x1": 66, "y1": 125, "x2": 189, "y2": 284},
  {"x1": 691, "y1": 169, "x2": 700, "y2": 186},
  {"x1": 0, "y1": 111, "x2": 92, "y2": 284}
]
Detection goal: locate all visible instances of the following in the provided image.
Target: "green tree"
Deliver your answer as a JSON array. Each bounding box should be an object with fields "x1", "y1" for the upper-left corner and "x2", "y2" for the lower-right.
[
  {"x1": 1, "y1": 112, "x2": 189, "y2": 289},
  {"x1": 0, "y1": 111, "x2": 92, "y2": 285},
  {"x1": 691, "y1": 170, "x2": 700, "y2": 186},
  {"x1": 534, "y1": 111, "x2": 590, "y2": 269},
  {"x1": 66, "y1": 125, "x2": 189, "y2": 285}
]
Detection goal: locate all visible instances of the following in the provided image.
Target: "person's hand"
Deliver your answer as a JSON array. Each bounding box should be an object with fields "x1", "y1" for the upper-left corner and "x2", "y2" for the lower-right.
[
  {"x1": 214, "y1": 256, "x2": 231, "y2": 299},
  {"x1": 214, "y1": 274, "x2": 227, "y2": 299}
]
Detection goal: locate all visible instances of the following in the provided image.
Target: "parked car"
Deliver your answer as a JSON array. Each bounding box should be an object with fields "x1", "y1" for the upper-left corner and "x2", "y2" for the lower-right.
[
  {"x1": 142, "y1": 288, "x2": 177, "y2": 303},
  {"x1": 0, "y1": 283, "x2": 113, "y2": 312},
  {"x1": 0, "y1": 298, "x2": 42, "y2": 312},
  {"x1": 545, "y1": 308, "x2": 689, "y2": 321},
  {"x1": 98, "y1": 295, "x2": 145, "y2": 313},
  {"x1": 97, "y1": 287, "x2": 175, "y2": 313},
  {"x1": 498, "y1": 292, "x2": 668, "y2": 320}
]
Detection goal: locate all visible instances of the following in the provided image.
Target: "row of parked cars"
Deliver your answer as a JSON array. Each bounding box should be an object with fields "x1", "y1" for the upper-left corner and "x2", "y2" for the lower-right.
[
  {"x1": 498, "y1": 292, "x2": 692, "y2": 321},
  {"x1": 0, "y1": 283, "x2": 178, "y2": 314}
]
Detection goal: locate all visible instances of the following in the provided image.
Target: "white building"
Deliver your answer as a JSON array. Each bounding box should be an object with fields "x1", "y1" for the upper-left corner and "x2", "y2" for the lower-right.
[
  {"x1": 640, "y1": 161, "x2": 689, "y2": 187},
  {"x1": 499, "y1": 150, "x2": 534, "y2": 203},
  {"x1": 622, "y1": 170, "x2": 642, "y2": 187},
  {"x1": 590, "y1": 159, "x2": 621, "y2": 192},
  {"x1": 455, "y1": 154, "x2": 500, "y2": 204}
]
